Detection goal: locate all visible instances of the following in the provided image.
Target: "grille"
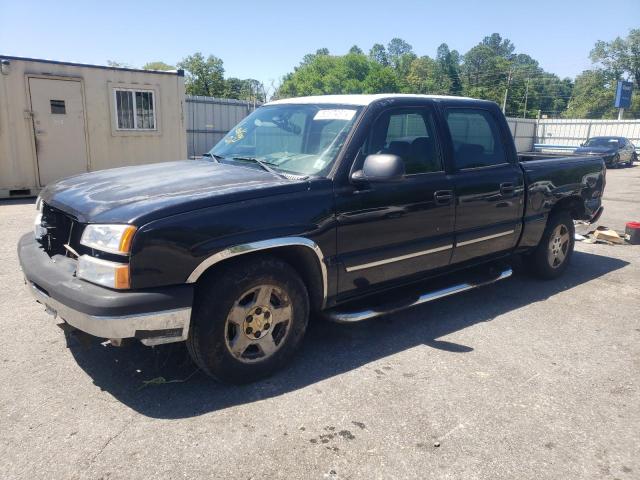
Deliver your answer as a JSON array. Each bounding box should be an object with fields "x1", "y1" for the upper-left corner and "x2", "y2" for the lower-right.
[{"x1": 38, "y1": 203, "x2": 81, "y2": 257}]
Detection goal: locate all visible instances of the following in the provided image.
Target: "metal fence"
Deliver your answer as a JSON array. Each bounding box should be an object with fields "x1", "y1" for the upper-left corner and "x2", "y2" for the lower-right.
[
  {"x1": 505, "y1": 117, "x2": 537, "y2": 152},
  {"x1": 185, "y1": 96, "x2": 640, "y2": 157},
  {"x1": 533, "y1": 118, "x2": 640, "y2": 152},
  {"x1": 186, "y1": 96, "x2": 257, "y2": 158}
]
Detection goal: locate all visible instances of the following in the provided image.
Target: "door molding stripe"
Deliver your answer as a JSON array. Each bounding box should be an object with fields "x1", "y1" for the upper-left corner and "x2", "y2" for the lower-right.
[
  {"x1": 456, "y1": 230, "x2": 514, "y2": 247},
  {"x1": 345, "y1": 244, "x2": 453, "y2": 272}
]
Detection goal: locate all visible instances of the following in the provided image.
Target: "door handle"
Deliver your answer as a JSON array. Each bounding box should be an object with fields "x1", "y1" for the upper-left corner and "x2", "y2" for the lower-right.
[
  {"x1": 434, "y1": 190, "x2": 454, "y2": 205},
  {"x1": 500, "y1": 182, "x2": 515, "y2": 195}
]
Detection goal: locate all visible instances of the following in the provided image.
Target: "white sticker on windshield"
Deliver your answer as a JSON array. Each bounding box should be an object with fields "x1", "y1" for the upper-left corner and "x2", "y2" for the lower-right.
[
  {"x1": 314, "y1": 109, "x2": 356, "y2": 121},
  {"x1": 313, "y1": 159, "x2": 326, "y2": 170}
]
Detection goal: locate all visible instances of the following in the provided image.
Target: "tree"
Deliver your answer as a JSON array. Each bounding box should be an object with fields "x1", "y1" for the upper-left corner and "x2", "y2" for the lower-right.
[
  {"x1": 590, "y1": 29, "x2": 640, "y2": 89},
  {"x1": 564, "y1": 70, "x2": 618, "y2": 118},
  {"x1": 436, "y1": 43, "x2": 462, "y2": 95},
  {"x1": 277, "y1": 51, "x2": 399, "y2": 97},
  {"x1": 142, "y1": 61, "x2": 175, "y2": 71},
  {"x1": 349, "y1": 45, "x2": 364, "y2": 55},
  {"x1": 178, "y1": 52, "x2": 225, "y2": 97},
  {"x1": 363, "y1": 64, "x2": 399, "y2": 93},
  {"x1": 369, "y1": 43, "x2": 389, "y2": 66},
  {"x1": 224, "y1": 78, "x2": 266, "y2": 103},
  {"x1": 405, "y1": 56, "x2": 450, "y2": 94},
  {"x1": 481, "y1": 33, "x2": 515, "y2": 59},
  {"x1": 386, "y1": 38, "x2": 414, "y2": 71}
]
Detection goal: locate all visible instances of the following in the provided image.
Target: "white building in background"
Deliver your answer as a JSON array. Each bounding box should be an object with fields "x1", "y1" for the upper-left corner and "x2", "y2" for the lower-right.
[{"x1": 0, "y1": 56, "x2": 187, "y2": 198}]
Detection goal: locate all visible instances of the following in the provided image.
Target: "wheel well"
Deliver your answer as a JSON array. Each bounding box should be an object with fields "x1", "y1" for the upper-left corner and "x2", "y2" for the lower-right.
[
  {"x1": 194, "y1": 246, "x2": 325, "y2": 313},
  {"x1": 550, "y1": 196, "x2": 586, "y2": 220}
]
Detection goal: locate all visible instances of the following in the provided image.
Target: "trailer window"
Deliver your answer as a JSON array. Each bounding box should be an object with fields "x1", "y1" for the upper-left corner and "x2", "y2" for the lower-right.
[
  {"x1": 50, "y1": 99, "x2": 66, "y2": 114},
  {"x1": 114, "y1": 89, "x2": 156, "y2": 130}
]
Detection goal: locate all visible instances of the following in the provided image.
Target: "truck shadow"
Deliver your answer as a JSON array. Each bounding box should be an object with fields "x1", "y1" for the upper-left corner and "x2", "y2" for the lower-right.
[{"x1": 67, "y1": 250, "x2": 629, "y2": 419}]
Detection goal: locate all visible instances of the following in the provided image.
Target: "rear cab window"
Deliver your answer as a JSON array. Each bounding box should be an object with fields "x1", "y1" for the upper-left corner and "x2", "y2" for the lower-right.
[{"x1": 445, "y1": 108, "x2": 507, "y2": 169}]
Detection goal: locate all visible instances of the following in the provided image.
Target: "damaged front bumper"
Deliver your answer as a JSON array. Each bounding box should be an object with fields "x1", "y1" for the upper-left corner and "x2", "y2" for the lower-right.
[{"x1": 18, "y1": 234, "x2": 193, "y2": 346}]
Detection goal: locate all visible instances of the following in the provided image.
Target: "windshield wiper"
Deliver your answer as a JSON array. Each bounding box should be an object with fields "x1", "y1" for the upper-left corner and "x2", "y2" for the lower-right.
[
  {"x1": 202, "y1": 152, "x2": 224, "y2": 161},
  {"x1": 229, "y1": 156, "x2": 285, "y2": 177}
]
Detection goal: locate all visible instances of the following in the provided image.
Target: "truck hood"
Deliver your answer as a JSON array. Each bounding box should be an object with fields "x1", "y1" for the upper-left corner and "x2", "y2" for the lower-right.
[
  {"x1": 573, "y1": 146, "x2": 617, "y2": 156},
  {"x1": 40, "y1": 160, "x2": 307, "y2": 224}
]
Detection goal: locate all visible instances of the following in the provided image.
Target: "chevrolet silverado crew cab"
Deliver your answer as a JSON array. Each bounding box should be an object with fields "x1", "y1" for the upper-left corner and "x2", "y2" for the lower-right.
[{"x1": 19, "y1": 94, "x2": 606, "y2": 383}]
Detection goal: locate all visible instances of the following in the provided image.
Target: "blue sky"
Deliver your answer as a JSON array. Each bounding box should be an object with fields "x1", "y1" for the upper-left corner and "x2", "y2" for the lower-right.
[{"x1": 1, "y1": 0, "x2": 638, "y2": 87}]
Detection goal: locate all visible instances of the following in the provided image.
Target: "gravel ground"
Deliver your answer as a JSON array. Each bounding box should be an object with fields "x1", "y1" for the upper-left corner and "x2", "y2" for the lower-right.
[{"x1": 1, "y1": 166, "x2": 639, "y2": 480}]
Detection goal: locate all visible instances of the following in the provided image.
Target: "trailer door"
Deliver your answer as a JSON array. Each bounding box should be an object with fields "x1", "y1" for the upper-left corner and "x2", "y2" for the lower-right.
[{"x1": 28, "y1": 77, "x2": 88, "y2": 186}]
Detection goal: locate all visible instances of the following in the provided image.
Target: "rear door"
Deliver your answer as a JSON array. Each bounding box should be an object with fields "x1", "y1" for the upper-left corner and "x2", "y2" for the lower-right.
[
  {"x1": 444, "y1": 107, "x2": 525, "y2": 263},
  {"x1": 334, "y1": 101, "x2": 455, "y2": 299},
  {"x1": 28, "y1": 77, "x2": 88, "y2": 186}
]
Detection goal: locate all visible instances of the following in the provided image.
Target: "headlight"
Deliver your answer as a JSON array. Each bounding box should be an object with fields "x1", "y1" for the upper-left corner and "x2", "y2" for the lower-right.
[
  {"x1": 77, "y1": 255, "x2": 130, "y2": 289},
  {"x1": 34, "y1": 196, "x2": 44, "y2": 239},
  {"x1": 80, "y1": 224, "x2": 137, "y2": 255}
]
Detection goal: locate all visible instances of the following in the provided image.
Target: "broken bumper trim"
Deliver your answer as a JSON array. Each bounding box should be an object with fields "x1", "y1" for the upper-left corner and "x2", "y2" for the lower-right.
[
  {"x1": 18, "y1": 233, "x2": 193, "y2": 346},
  {"x1": 27, "y1": 280, "x2": 191, "y2": 346}
]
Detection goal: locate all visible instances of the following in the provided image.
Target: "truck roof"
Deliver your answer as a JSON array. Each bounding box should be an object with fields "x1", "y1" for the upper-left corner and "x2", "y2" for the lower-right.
[{"x1": 266, "y1": 93, "x2": 475, "y2": 106}]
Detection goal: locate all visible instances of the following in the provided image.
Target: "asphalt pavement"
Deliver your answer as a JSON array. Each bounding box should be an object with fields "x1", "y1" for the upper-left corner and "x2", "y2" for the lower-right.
[{"x1": 1, "y1": 166, "x2": 639, "y2": 479}]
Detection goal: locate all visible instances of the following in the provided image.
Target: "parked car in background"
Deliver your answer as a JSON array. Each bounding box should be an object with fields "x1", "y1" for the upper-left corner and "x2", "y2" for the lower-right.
[{"x1": 574, "y1": 136, "x2": 637, "y2": 167}]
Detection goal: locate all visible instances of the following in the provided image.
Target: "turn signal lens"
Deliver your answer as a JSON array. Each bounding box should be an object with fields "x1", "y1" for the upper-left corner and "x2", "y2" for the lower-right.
[
  {"x1": 77, "y1": 255, "x2": 130, "y2": 289},
  {"x1": 118, "y1": 225, "x2": 137, "y2": 253}
]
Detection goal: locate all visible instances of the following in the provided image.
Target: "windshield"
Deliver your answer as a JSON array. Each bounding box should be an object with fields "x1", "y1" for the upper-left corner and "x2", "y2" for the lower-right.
[
  {"x1": 209, "y1": 104, "x2": 362, "y2": 176},
  {"x1": 584, "y1": 137, "x2": 619, "y2": 148}
]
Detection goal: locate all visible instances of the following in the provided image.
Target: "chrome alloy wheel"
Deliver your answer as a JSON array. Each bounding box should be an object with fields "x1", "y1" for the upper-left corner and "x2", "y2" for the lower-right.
[
  {"x1": 548, "y1": 224, "x2": 570, "y2": 268},
  {"x1": 224, "y1": 284, "x2": 292, "y2": 363}
]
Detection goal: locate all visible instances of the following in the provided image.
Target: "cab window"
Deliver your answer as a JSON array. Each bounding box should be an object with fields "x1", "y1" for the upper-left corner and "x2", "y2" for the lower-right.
[
  {"x1": 446, "y1": 108, "x2": 507, "y2": 169},
  {"x1": 364, "y1": 108, "x2": 442, "y2": 174}
]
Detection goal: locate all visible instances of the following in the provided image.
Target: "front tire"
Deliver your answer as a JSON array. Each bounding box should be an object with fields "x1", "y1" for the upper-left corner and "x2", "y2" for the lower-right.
[
  {"x1": 629, "y1": 152, "x2": 637, "y2": 166},
  {"x1": 525, "y1": 211, "x2": 575, "y2": 280},
  {"x1": 187, "y1": 256, "x2": 309, "y2": 384}
]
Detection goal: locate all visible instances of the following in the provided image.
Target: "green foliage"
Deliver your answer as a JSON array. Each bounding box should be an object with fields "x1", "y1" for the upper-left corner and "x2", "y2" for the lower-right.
[
  {"x1": 564, "y1": 70, "x2": 618, "y2": 118},
  {"x1": 278, "y1": 51, "x2": 400, "y2": 97},
  {"x1": 142, "y1": 61, "x2": 175, "y2": 71},
  {"x1": 278, "y1": 31, "x2": 640, "y2": 118},
  {"x1": 177, "y1": 52, "x2": 225, "y2": 97},
  {"x1": 154, "y1": 29, "x2": 640, "y2": 118},
  {"x1": 369, "y1": 43, "x2": 389, "y2": 66},
  {"x1": 566, "y1": 28, "x2": 640, "y2": 118},
  {"x1": 590, "y1": 29, "x2": 640, "y2": 89},
  {"x1": 405, "y1": 56, "x2": 450, "y2": 94},
  {"x1": 224, "y1": 78, "x2": 266, "y2": 103}
]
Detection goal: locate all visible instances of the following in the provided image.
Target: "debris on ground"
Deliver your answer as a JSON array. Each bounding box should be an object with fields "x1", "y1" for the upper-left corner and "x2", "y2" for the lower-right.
[
  {"x1": 137, "y1": 369, "x2": 199, "y2": 390},
  {"x1": 625, "y1": 221, "x2": 640, "y2": 245},
  {"x1": 593, "y1": 227, "x2": 624, "y2": 244},
  {"x1": 573, "y1": 222, "x2": 630, "y2": 246}
]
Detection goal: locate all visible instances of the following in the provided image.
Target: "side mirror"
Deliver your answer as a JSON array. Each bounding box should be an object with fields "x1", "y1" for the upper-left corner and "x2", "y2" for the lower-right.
[{"x1": 351, "y1": 154, "x2": 405, "y2": 183}]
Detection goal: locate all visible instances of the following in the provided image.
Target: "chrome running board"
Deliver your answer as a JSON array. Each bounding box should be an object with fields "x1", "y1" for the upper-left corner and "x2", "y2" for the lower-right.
[{"x1": 325, "y1": 267, "x2": 512, "y2": 323}]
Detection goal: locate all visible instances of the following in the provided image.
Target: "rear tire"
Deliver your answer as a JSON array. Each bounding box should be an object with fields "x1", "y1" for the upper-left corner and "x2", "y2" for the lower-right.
[
  {"x1": 187, "y1": 256, "x2": 309, "y2": 384},
  {"x1": 525, "y1": 211, "x2": 575, "y2": 280}
]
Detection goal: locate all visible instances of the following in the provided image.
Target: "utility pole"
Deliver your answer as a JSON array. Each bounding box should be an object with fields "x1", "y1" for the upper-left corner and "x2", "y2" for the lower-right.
[
  {"x1": 618, "y1": 108, "x2": 624, "y2": 120},
  {"x1": 502, "y1": 67, "x2": 513, "y2": 114},
  {"x1": 522, "y1": 77, "x2": 530, "y2": 118}
]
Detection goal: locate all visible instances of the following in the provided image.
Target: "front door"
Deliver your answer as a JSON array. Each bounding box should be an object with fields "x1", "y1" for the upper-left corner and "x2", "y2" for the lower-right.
[
  {"x1": 335, "y1": 103, "x2": 455, "y2": 299},
  {"x1": 28, "y1": 77, "x2": 88, "y2": 186},
  {"x1": 444, "y1": 107, "x2": 525, "y2": 263}
]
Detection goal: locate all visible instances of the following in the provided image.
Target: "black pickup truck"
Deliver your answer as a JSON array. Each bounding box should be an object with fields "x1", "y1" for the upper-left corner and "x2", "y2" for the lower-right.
[{"x1": 18, "y1": 94, "x2": 605, "y2": 383}]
